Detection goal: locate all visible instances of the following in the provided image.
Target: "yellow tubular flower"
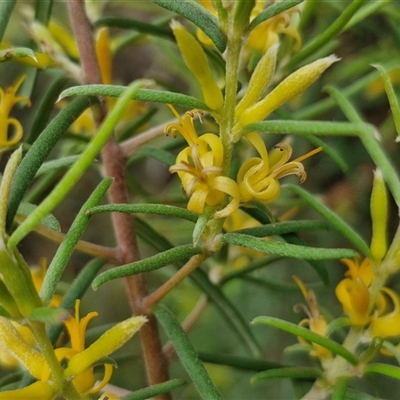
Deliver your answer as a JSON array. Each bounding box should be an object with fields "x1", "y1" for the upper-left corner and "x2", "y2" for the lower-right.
[
  {"x1": 0, "y1": 381, "x2": 56, "y2": 400},
  {"x1": 370, "y1": 169, "x2": 388, "y2": 265},
  {"x1": 48, "y1": 20, "x2": 79, "y2": 59},
  {"x1": 335, "y1": 258, "x2": 374, "y2": 327},
  {"x1": 0, "y1": 75, "x2": 31, "y2": 148},
  {"x1": 235, "y1": 55, "x2": 339, "y2": 130},
  {"x1": 171, "y1": 20, "x2": 224, "y2": 110},
  {"x1": 294, "y1": 276, "x2": 331, "y2": 359},
  {"x1": 235, "y1": 44, "x2": 278, "y2": 119},
  {"x1": 237, "y1": 132, "x2": 312, "y2": 204},
  {"x1": 166, "y1": 106, "x2": 239, "y2": 218}
]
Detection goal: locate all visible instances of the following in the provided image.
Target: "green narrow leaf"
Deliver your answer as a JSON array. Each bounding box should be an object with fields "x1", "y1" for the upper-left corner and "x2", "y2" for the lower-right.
[
  {"x1": 244, "y1": 120, "x2": 370, "y2": 137},
  {"x1": 27, "y1": 73, "x2": 70, "y2": 144},
  {"x1": 6, "y1": 95, "x2": 94, "y2": 230},
  {"x1": 122, "y1": 379, "x2": 186, "y2": 400},
  {"x1": 332, "y1": 376, "x2": 349, "y2": 400},
  {"x1": 0, "y1": 47, "x2": 37, "y2": 63},
  {"x1": 152, "y1": 0, "x2": 226, "y2": 52},
  {"x1": 92, "y1": 245, "x2": 201, "y2": 289},
  {"x1": 0, "y1": 0, "x2": 16, "y2": 42},
  {"x1": 251, "y1": 367, "x2": 321, "y2": 383},
  {"x1": 249, "y1": 0, "x2": 304, "y2": 31},
  {"x1": 235, "y1": 220, "x2": 330, "y2": 237},
  {"x1": 94, "y1": 16, "x2": 174, "y2": 40},
  {"x1": 364, "y1": 363, "x2": 400, "y2": 380},
  {"x1": 58, "y1": 86, "x2": 208, "y2": 110},
  {"x1": 87, "y1": 203, "x2": 198, "y2": 222},
  {"x1": 16, "y1": 202, "x2": 60, "y2": 232},
  {"x1": 252, "y1": 316, "x2": 358, "y2": 365},
  {"x1": 154, "y1": 305, "x2": 224, "y2": 400},
  {"x1": 40, "y1": 179, "x2": 112, "y2": 305},
  {"x1": 280, "y1": 232, "x2": 329, "y2": 285},
  {"x1": 198, "y1": 352, "x2": 283, "y2": 372},
  {"x1": 35, "y1": 156, "x2": 81, "y2": 176},
  {"x1": 287, "y1": 184, "x2": 371, "y2": 258},
  {"x1": 222, "y1": 233, "x2": 357, "y2": 260}
]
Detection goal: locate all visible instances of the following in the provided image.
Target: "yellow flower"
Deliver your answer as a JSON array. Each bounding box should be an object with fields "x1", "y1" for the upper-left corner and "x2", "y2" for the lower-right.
[
  {"x1": 294, "y1": 276, "x2": 331, "y2": 359},
  {"x1": 237, "y1": 132, "x2": 321, "y2": 204},
  {"x1": 247, "y1": 1, "x2": 301, "y2": 54},
  {"x1": 335, "y1": 258, "x2": 374, "y2": 327},
  {"x1": 0, "y1": 300, "x2": 146, "y2": 399},
  {"x1": 166, "y1": 106, "x2": 239, "y2": 218},
  {"x1": 0, "y1": 75, "x2": 31, "y2": 148}
]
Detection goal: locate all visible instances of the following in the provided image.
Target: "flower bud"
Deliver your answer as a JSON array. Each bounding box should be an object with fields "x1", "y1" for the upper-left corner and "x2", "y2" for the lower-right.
[{"x1": 171, "y1": 20, "x2": 224, "y2": 110}]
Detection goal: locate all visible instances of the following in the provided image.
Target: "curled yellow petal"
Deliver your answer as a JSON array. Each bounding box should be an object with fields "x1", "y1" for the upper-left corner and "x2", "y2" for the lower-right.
[
  {"x1": 370, "y1": 169, "x2": 388, "y2": 265},
  {"x1": 236, "y1": 55, "x2": 340, "y2": 129},
  {"x1": 171, "y1": 20, "x2": 224, "y2": 110}
]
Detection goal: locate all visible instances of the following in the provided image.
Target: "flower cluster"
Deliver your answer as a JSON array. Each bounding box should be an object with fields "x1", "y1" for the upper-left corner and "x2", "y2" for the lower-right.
[{"x1": 0, "y1": 300, "x2": 146, "y2": 399}]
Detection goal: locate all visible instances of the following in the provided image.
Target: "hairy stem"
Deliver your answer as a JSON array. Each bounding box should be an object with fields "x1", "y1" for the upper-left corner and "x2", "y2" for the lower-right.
[{"x1": 67, "y1": 1, "x2": 170, "y2": 396}]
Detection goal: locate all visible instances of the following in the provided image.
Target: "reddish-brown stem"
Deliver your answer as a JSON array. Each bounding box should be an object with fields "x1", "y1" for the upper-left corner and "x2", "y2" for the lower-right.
[
  {"x1": 66, "y1": 1, "x2": 169, "y2": 396},
  {"x1": 143, "y1": 254, "x2": 205, "y2": 310}
]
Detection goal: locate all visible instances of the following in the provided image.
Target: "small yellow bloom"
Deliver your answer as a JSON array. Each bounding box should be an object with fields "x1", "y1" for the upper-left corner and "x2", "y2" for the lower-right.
[
  {"x1": 166, "y1": 106, "x2": 239, "y2": 218},
  {"x1": 171, "y1": 20, "x2": 224, "y2": 110},
  {"x1": 294, "y1": 276, "x2": 331, "y2": 359},
  {"x1": 0, "y1": 75, "x2": 31, "y2": 148},
  {"x1": 247, "y1": 1, "x2": 302, "y2": 54},
  {"x1": 237, "y1": 132, "x2": 314, "y2": 204}
]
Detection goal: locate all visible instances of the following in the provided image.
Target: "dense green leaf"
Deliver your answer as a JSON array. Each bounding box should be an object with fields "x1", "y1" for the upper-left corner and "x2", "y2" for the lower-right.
[
  {"x1": 154, "y1": 305, "x2": 224, "y2": 400},
  {"x1": 87, "y1": 203, "x2": 198, "y2": 223},
  {"x1": 222, "y1": 233, "x2": 357, "y2": 260},
  {"x1": 27, "y1": 73, "x2": 70, "y2": 144},
  {"x1": 252, "y1": 316, "x2": 358, "y2": 365},
  {"x1": 40, "y1": 179, "x2": 112, "y2": 305},
  {"x1": 251, "y1": 367, "x2": 321, "y2": 383},
  {"x1": 59, "y1": 85, "x2": 208, "y2": 110},
  {"x1": 16, "y1": 203, "x2": 60, "y2": 232},
  {"x1": 287, "y1": 184, "x2": 371, "y2": 258},
  {"x1": 152, "y1": 0, "x2": 226, "y2": 52},
  {"x1": 249, "y1": 0, "x2": 304, "y2": 31},
  {"x1": 6, "y1": 96, "x2": 94, "y2": 230},
  {"x1": 332, "y1": 376, "x2": 349, "y2": 400},
  {"x1": 92, "y1": 245, "x2": 201, "y2": 289}
]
